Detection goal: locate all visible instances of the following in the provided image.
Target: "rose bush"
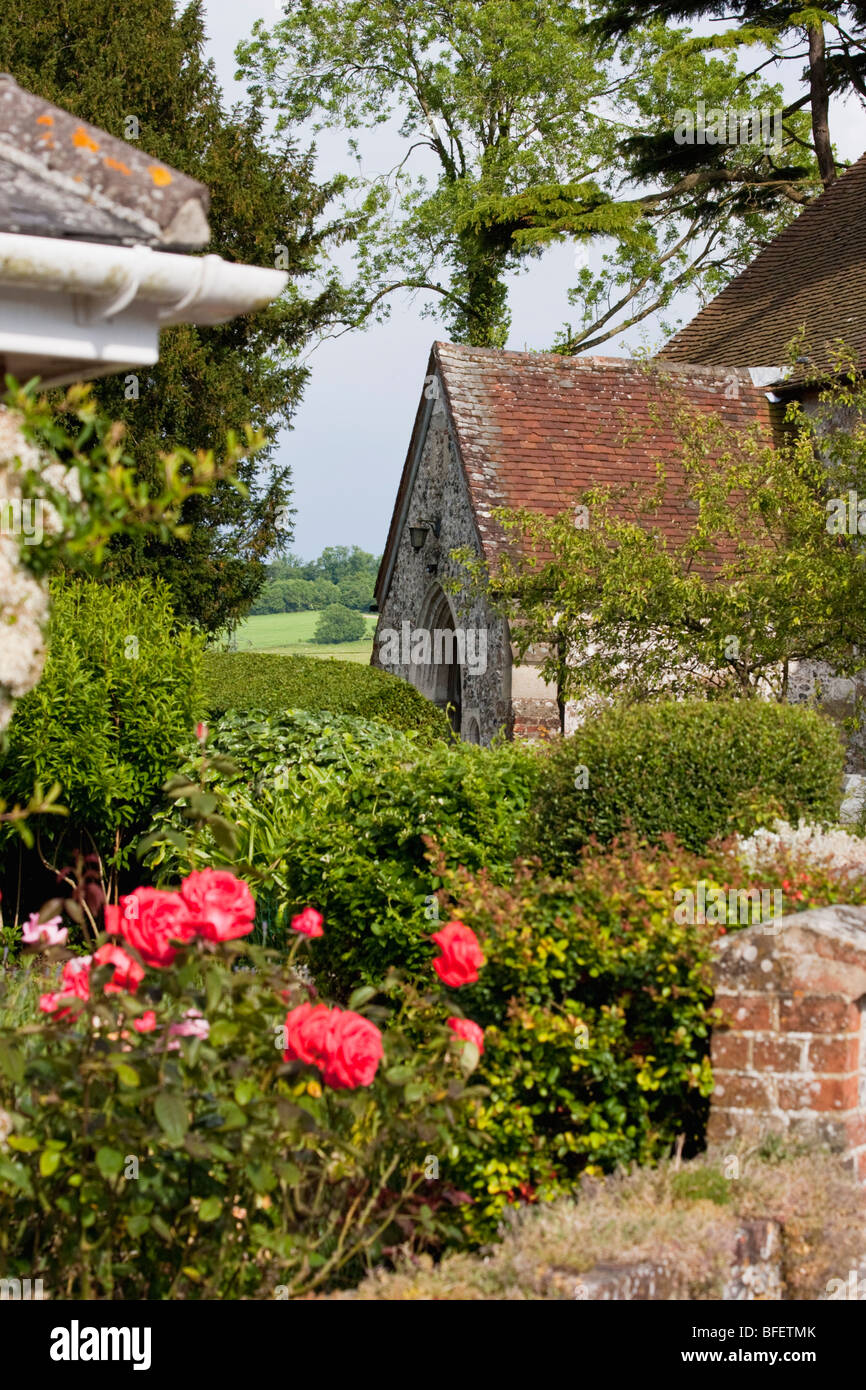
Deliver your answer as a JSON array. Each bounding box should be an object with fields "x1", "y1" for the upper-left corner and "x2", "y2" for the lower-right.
[{"x1": 0, "y1": 870, "x2": 489, "y2": 1298}]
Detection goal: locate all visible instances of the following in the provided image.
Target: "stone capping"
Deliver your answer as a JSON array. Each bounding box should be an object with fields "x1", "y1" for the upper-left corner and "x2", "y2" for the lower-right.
[{"x1": 708, "y1": 904, "x2": 866, "y2": 1178}]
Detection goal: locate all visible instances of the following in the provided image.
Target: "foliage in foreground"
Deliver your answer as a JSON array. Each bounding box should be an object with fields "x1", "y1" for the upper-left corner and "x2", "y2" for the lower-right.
[
  {"x1": 202, "y1": 651, "x2": 450, "y2": 738},
  {"x1": 142, "y1": 731, "x2": 542, "y2": 987},
  {"x1": 0, "y1": 577, "x2": 203, "y2": 882},
  {"x1": 0, "y1": 877, "x2": 484, "y2": 1299}
]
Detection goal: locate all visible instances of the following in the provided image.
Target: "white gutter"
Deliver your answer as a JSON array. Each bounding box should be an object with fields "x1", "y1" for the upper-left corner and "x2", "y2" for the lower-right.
[
  {"x1": 0, "y1": 233, "x2": 287, "y2": 324},
  {"x1": 0, "y1": 233, "x2": 288, "y2": 386}
]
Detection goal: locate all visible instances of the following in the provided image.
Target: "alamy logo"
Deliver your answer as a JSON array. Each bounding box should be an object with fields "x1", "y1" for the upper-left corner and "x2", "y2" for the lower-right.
[
  {"x1": 378, "y1": 622, "x2": 487, "y2": 676},
  {"x1": 0, "y1": 1277, "x2": 43, "y2": 1299},
  {"x1": 674, "y1": 102, "x2": 782, "y2": 150},
  {"x1": 674, "y1": 881, "x2": 784, "y2": 930},
  {"x1": 49, "y1": 1320, "x2": 152, "y2": 1371},
  {"x1": 0, "y1": 498, "x2": 43, "y2": 545}
]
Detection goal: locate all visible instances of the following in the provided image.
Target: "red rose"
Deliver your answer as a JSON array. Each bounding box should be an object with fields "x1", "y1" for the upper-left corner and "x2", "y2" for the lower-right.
[
  {"x1": 431, "y1": 921, "x2": 485, "y2": 987},
  {"x1": 106, "y1": 888, "x2": 199, "y2": 968},
  {"x1": 321, "y1": 1010, "x2": 384, "y2": 1089},
  {"x1": 291, "y1": 906, "x2": 324, "y2": 939},
  {"x1": 94, "y1": 943, "x2": 144, "y2": 995},
  {"x1": 180, "y1": 869, "x2": 256, "y2": 942},
  {"x1": 447, "y1": 1016, "x2": 485, "y2": 1054},
  {"x1": 283, "y1": 1002, "x2": 335, "y2": 1068},
  {"x1": 39, "y1": 955, "x2": 92, "y2": 1016},
  {"x1": 133, "y1": 1010, "x2": 158, "y2": 1033},
  {"x1": 283, "y1": 1003, "x2": 383, "y2": 1089}
]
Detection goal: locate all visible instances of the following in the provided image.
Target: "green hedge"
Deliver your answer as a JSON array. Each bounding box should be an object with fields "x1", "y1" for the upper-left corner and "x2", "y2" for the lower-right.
[
  {"x1": 203, "y1": 651, "x2": 450, "y2": 738},
  {"x1": 526, "y1": 699, "x2": 845, "y2": 865}
]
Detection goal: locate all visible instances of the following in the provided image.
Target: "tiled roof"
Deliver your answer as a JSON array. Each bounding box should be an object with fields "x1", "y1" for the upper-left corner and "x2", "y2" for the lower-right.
[
  {"x1": 439, "y1": 343, "x2": 772, "y2": 555},
  {"x1": 0, "y1": 73, "x2": 210, "y2": 248},
  {"x1": 376, "y1": 343, "x2": 774, "y2": 599},
  {"x1": 660, "y1": 154, "x2": 866, "y2": 372}
]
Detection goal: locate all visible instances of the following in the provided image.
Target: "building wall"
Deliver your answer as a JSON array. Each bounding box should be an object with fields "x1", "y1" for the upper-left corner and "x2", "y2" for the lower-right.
[{"x1": 372, "y1": 386, "x2": 513, "y2": 745}]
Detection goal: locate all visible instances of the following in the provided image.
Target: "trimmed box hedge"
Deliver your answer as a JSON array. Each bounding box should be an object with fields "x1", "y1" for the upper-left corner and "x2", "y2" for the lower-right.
[
  {"x1": 203, "y1": 651, "x2": 450, "y2": 739},
  {"x1": 526, "y1": 698, "x2": 846, "y2": 864}
]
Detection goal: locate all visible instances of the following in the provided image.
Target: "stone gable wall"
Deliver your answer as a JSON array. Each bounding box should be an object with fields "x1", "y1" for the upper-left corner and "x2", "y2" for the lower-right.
[{"x1": 372, "y1": 387, "x2": 512, "y2": 744}]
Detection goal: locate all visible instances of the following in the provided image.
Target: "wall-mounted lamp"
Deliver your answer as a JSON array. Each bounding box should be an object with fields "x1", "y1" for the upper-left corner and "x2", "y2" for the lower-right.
[
  {"x1": 409, "y1": 525, "x2": 429, "y2": 552},
  {"x1": 408, "y1": 517, "x2": 442, "y2": 551}
]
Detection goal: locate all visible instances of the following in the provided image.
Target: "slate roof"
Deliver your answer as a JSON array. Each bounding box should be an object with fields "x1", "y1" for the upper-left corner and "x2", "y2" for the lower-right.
[
  {"x1": 0, "y1": 73, "x2": 210, "y2": 248},
  {"x1": 659, "y1": 153, "x2": 866, "y2": 373},
  {"x1": 377, "y1": 343, "x2": 775, "y2": 600}
]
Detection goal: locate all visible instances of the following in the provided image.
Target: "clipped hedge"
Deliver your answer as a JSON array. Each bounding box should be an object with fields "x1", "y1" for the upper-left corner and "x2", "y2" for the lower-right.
[
  {"x1": 203, "y1": 651, "x2": 450, "y2": 739},
  {"x1": 526, "y1": 699, "x2": 845, "y2": 866}
]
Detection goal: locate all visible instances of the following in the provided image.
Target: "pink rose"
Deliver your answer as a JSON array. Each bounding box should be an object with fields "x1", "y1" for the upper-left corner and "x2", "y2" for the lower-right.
[
  {"x1": 447, "y1": 1016, "x2": 485, "y2": 1054},
  {"x1": 167, "y1": 1009, "x2": 210, "y2": 1049},
  {"x1": 180, "y1": 870, "x2": 256, "y2": 942},
  {"x1": 106, "y1": 888, "x2": 199, "y2": 968},
  {"x1": 291, "y1": 907, "x2": 324, "y2": 939},
  {"x1": 22, "y1": 912, "x2": 67, "y2": 948},
  {"x1": 133, "y1": 1010, "x2": 157, "y2": 1034},
  {"x1": 431, "y1": 921, "x2": 485, "y2": 987}
]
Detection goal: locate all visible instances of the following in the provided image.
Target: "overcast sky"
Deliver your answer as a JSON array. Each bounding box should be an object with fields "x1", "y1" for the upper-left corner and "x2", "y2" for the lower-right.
[{"x1": 202, "y1": 1, "x2": 866, "y2": 561}]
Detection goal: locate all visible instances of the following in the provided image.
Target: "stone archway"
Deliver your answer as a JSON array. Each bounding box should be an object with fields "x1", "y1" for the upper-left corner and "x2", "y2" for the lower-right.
[{"x1": 410, "y1": 583, "x2": 462, "y2": 735}]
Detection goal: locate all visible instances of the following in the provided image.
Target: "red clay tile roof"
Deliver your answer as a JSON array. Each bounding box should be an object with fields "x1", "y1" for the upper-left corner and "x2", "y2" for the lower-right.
[
  {"x1": 376, "y1": 343, "x2": 774, "y2": 601},
  {"x1": 659, "y1": 153, "x2": 866, "y2": 372}
]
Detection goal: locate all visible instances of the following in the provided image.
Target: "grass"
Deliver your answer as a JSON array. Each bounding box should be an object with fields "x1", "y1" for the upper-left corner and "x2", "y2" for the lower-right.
[{"x1": 230, "y1": 610, "x2": 377, "y2": 663}]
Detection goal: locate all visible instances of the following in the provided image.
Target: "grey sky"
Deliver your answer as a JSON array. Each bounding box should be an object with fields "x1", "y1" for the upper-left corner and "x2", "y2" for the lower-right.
[{"x1": 202, "y1": 0, "x2": 866, "y2": 561}]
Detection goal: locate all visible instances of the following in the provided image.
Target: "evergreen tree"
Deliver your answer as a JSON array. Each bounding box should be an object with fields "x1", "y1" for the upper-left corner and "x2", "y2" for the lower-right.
[{"x1": 0, "y1": 0, "x2": 357, "y2": 630}]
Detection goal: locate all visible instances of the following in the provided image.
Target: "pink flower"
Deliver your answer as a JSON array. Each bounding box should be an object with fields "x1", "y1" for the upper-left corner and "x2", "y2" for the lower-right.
[
  {"x1": 430, "y1": 921, "x2": 485, "y2": 987},
  {"x1": 196, "y1": 722, "x2": 209, "y2": 743},
  {"x1": 39, "y1": 955, "x2": 92, "y2": 1016},
  {"x1": 447, "y1": 1016, "x2": 485, "y2": 1054},
  {"x1": 133, "y1": 1011, "x2": 157, "y2": 1034},
  {"x1": 93, "y1": 943, "x2": 144, "y2": 996},
  {"x1": 167, "y1": 1009, "x2": 210, "y2": 1049},
  {"x1": 180, "y1": 870, "x2": 256, "y2": 942},
  {"x1": 291, "y1": 907, "x2": 324, "y2": 939},
  {"x1": 21, "y1": 912, "x2": 67, "y2": 948}
]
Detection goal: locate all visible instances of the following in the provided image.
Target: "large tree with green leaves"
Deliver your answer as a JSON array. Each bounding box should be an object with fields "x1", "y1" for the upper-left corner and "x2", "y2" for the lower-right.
[
  {"x1": 240, "y1": 0, "x2": 815, "y2": 352},
  {"x1": 0, "y1": 0, "x2": 357, "y2": 630},
  {"x1": 595, "y1": 2, "x2": 866, "y2": 191},
  {"x1": 459, "y1": 361, "x2": 866, "y2": 709}
]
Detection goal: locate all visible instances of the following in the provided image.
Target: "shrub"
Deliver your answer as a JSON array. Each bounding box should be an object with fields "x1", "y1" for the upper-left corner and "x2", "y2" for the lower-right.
[
  {"x1": 142, "y1": 735, "x2": 542, "y2": 991},
  {"x1": 435, "y1": 827, "x2": 866, "y2": 1237},
  {"x1": 0, "y1": 577, "x2": 202, "y2": 871},
  {"x1": 0, "y1": 873, "x2": 482, "y2": 1299},
  {"x1": 202, "y1": 651, "x2": 450, "y2": 738},
  {"x1": 312, "y1": 604, "x2": 367, "y2": 644},
  {"x1": 526, "y1": 699, "x2": 845, "y2": 866}
]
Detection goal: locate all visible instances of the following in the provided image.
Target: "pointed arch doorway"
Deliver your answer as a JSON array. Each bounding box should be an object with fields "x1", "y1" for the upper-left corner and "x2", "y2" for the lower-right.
[{"x1": 410, "y1": 583, "x2": 462, "y2": 735}]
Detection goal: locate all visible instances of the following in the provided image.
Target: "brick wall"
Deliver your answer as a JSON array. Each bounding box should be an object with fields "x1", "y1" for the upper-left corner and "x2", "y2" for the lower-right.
[{"x1": 708, "y1": 905, "x2": 866, "y2": 1178}]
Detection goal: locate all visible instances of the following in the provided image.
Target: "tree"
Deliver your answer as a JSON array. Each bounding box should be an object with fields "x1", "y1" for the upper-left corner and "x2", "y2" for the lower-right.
[
  {"x1": 312, "y1": 604, "x2": 368, "y2": 643},
  {"x1": 460, "y1": 359, "x2": 866, "y2": 707},
  {"x1": 240, "y1": 0, "x2": 813, "y2": 352},
  {"x1": 596, "y1": 2, "x2": 866, "y2": 192},
  {"x1": 337, "y1": 573, "x2": 376, "y2": 610},
  {"x1": 0, "y1": 0, "x2": 358, "y2": 630}
]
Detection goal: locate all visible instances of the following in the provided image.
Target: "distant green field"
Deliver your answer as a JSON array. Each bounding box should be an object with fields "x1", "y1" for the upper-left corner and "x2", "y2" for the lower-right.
[{"x1": 230, "y1": 609, "x2": 377, "y2": 662}]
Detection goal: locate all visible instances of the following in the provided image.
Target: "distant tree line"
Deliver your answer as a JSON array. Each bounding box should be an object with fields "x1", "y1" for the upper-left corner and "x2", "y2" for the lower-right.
[{"x1": 250, "y1": 546, "x2": 380, "y2": 615}]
